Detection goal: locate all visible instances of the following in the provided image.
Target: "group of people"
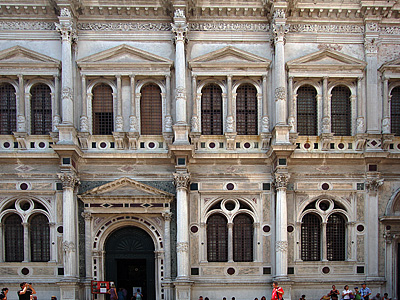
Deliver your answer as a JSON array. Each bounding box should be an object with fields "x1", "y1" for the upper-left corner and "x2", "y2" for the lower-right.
[
  {"x1": 0, "y1": 283, "x2": 58, "y2": 300},
  {"x1": 108, "y1": 284, "x2": 143, "y2": 300},
  {"x1": 322, "y1": 284, "x2": 391, "y2": 300}
]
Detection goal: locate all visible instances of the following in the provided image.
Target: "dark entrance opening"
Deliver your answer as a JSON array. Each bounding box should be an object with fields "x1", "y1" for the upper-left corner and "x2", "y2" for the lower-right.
[{"x1": 105, "y1": 227, "x2": 155, "y2": 300}]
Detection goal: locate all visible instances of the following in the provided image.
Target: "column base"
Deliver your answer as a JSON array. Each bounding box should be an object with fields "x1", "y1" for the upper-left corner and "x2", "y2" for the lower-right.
[
  {"x1": 272, "y1": 125, "x2": 291, "y2": 145},
  {"x1": 57, "y1": 124, "x2": 78, "y2": 145},
  {"x1": 174, "y1": 280, "x2": 193, "y2": 300},
  {"x1": 173, "y1": 124, "x2": 190, "y2": 145},
  {"x1": 162, "y1": 281, "x2": 175, "y2": 300},
  {"x1": 57, "y1": 280, "x2": 82, "y2": 300}
]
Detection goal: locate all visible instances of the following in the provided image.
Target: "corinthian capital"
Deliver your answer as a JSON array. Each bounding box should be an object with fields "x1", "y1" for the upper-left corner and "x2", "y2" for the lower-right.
[
  {"x1": 173, "y1": 172, "x2": 190, "y2": 189},
  {"x1": 274, "y1": 173, "x2": 290, "y2": 189},
  {"x1": 365, "y1": 178, "x2": 384, "y2": 193},
  {"x1": 81, "y1": 211, "x2": 92, "y2": 221},
  {"x1": 55, "y1": 8, "x2": 76, "y2": 43},
  {"x1": 172, "y1": 9, "x2": 188, "y2": 42},
  {"x1": 58, "y1": 173, "x2": 80, "y2": 189},
  {"x1": 272, "y1": 23, "x2": 290, "y2": 43}
]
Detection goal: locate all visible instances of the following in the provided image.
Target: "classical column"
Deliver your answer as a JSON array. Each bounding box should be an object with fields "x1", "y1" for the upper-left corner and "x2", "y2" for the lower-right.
[
  {"x1": 322, "y1": 76, "x2": 330, "y2": 133},
  {"x1": 272, "y1": 10, "x2": 289, "y2": 126},
  {"x1": 261, "y1": 75, "x2": 270, "y2": 132},
  {"x1": 128, "y1": 75, "x2": 137, "y2": 132},
  {"x1": 356, "y1": 76, "x2": 365, "y2": 133},
  {"x1": 382, "y1": 76, "x2": 390, "y2": 134},
  {"x1": 288, "y1": 76, "x2": 296, "y2": 133},
  {"x1": 227, "y1": 223, "x2": 234, "y2": 262},
  {"x1": 172, "y1": 9, "x2": 189, "y2": 145},
  {"x1": 365, "y1": 176, "x2": 384, "y2": 279},
  {"x1": 50, "y1": 222, "x2": 57, "y2": 262},
  {"x1": 162, "y1": 212, "x2": 173, "y2": 300},
  {"x1": 80, "y1": 75, "x2": 88, "y2": 132},
  {"x1": 115, "y1": 75, "x2": 123, "y2": 131},
  {"x1": 274, "y1": 172, "x2": 289, "y2": 280},
  {"x1": 23, "y1": 222, "x2": 29, "y2": 262},
  {"x1": 364, "y1": 23, "x2": 381, "y2": 133},
  {"x1": 191, "y1": 75, "x2": 200, "y2": 133},
  {"x1": 321, "y1": 222, "x2": 327, "y2": 261},
  {"x1": 165, "y1": 74, "x2": 173, "y2": 133},
  {"x1": 56, "y1": 8, "x2": 75, "y2": 125},
  {"x1": 17, "y1": 74, "x2": 26, "y2": 132},
  {"x1": 226, "y1": 75, "x2": 234, "y2": 132},
  {"x1": 58, "y1": 172, "x2": 80, "y2": 278},
  {"x1": 82, "y1": 212, "x2": 92, "y2": 279},
  {"x1": 173, "y1": 171, "x2": 191, "y2": 280},
  {"x1": 0, "y1": 224, "x2": 3, "y2": 262},
  {"x1": 53, "y1": 75, "x2": 61, "y2": 131}
]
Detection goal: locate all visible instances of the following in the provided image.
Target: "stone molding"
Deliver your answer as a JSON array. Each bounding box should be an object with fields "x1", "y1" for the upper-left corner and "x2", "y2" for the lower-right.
[{"x1": 81, "y1": 212, "x2": 92, "y2": 221}]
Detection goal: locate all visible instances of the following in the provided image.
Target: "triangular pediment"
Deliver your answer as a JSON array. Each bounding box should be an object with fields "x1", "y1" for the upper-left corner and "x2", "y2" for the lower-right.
[
  {"x1": 189, "y1": 46, "x2": 271, "y2": 70},
  {"x1": 287, "y1": 49, "x2": 366, "y2": 70},
  {"x1": 77, "y1": 44, "x2": 173, "y2": 72},
  {"x1": 81, "y1": 177, "x2": 173, "y2": 198},
  {"x1": 0, "y1": 46, "x2": 60, "y2": 74},
  {"x1": 379, "y1": 57, "x2": 400, "y2": 73}
]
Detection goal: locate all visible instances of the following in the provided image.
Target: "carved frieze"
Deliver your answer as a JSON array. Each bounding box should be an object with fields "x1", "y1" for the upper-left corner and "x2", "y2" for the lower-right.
[
  {"x1": 289, "y1": 24, "x2": 364, "y2": 33},
  {"x1": 189, "y1": 22, "x2": 270, "y2": 32},
  {"x1": 77, "y1": 22, "x2": 172, "y2": 31},
  {"x1": 0, "y1": 21, "x2": 56, "y2": 31},
  {"x1": 63, "y1": 241, "x2": 76, "y2": 252}
]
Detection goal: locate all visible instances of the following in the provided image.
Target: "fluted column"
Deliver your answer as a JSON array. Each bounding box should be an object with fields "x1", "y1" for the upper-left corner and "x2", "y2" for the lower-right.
[
  {"x1": 262, "y1": 75, "x2": 270, "y2": 132},
  {"x1": 173, "y1": 171, "x2": 191, "y2": 280},
  {"x1": 162, "y1": 212, "x2": 172, "y2": 281},
  {"x1": 17, "y1": 74, "x2": 26, "y2": 132},
  {"x1": 82, "y1": 212, "x2": 92, "y2": 279},
  {"x1": 272, "y1": 10, "x2": 289, "y2": 126},
  {"x1": 80, "y1": 74, "x2": 89, "y2": 132},
  {"x1": 53, "y1": 75, "x2": 61, "y2": 131},
  {"x1": 58, "y1": 172, "x2": 80, "y2": 278},
  {"x1": 322, "y1": 76, "x2": 330, "y2": 133},
  {"x1": 115, "y1": 75, "x2": 123, "y2": 131},
  {"x1": 288, "y1": 76, "x2": 296, "y2": 133},
  {"x1": 274, "y1": 172, "x2": 289, "y2": 279},
  {"x1": 172, "y1": 9, "x2": 189, "y2": 145},
  {"x1": 356, "y1": 76, "x2": 365, "y2": 133},
  {"x1": 165, "y1": 74, "x2": 173, "y2": 132},
  {"x1": 382, "y1": 76, "x2": 390, "y2": 134},
  {"x1": 56, "y1": 8, "x2": 75, "y2": 125}
]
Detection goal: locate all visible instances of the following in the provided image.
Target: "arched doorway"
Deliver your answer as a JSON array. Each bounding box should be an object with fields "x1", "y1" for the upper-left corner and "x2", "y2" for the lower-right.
[{"x1": 105, "y1": 227, "x2": 155, "y2": 300}]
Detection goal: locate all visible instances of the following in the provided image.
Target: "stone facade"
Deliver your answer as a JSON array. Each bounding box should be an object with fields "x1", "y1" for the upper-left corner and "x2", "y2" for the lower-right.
[{"x1": 0, "y1": 1, "x2": 399, "y2": 300}]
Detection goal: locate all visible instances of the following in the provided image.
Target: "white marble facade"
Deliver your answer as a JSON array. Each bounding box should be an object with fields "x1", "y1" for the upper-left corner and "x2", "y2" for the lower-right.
[{"x1": 0, "y1": 1, "x2": 400, "y2": 300}]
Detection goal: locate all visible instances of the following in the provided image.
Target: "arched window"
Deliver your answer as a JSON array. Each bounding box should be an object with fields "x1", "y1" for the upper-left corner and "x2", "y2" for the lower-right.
[
  {"x1": 207, "y1": 214, "x2": 228, "y2": 262},
  {"x1": 236, "y1": 84, "x2": 258, "y2": 135},
  {"x1": 31, "y1": 84, "x2": 52, "y2": 135},
  {"x1": 30, "y1": 214, "x2": 50, "y2": 262},
  {"x1": 140, "y1": 84, "x2": 162, "y2": 135},
  {"x1": 4, "y1": 214, "x2": 24, "y2": 262},
  {"x1": 327, "y1": 213, "x2": 346, "y2": 261},
  {"x1": 297, "y1": 85, "x2": 318, "y2": 136},
  {"x1": 301, "y1": 213, "x2": 321, "y2": 261},
  {"x1": 233, "y1": 214, "x2": 253, "y2": 262},
  {"x1": 331, "y1": 85, "x2": 351, "y2": 136},
  {"x1": 0, "y1": 83, "x2": 17, "y2": 135},
  {"x1": 391, "y1": 86, "x2": 400, "y2": 136},
  {"x1": 92, "y1": 83, "x2": 113, "y2": 135},
  {"x1": 201, "y1": 84, "x2": 223, "y2": 135}
]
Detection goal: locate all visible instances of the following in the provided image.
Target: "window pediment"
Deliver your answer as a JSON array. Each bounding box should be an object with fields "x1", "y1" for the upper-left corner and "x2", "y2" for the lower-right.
[
  {"x1": 189, "y1": 46, "x2": 271, "y2": 75},
  {"x1": 0, "y1": 45, "x2": 60, "y2": 75},
  {"x1": 77, "y1": 44, "x2": 173, "y2": 75},
  {"x1": 287, "y1": 49, "x2": 366, "y2": 77},
  {"x1": 379, "y1": 57, "x2": 400, "y2": 78}
]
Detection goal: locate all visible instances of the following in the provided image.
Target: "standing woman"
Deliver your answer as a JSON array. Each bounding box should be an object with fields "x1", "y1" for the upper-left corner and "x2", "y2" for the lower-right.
[
  {"x1": 108, "y1": 284, "x2": 118, "y2": 300},
  {"x1": 342, "y1": 285, "x2": 353, "y2": 300}
]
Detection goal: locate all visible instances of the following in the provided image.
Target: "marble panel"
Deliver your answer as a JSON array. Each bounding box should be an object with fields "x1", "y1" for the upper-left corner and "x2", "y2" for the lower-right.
[
  {"x1": 237, "y1": 267, "x2": 259, "y2": 275},
  {"x1": 202, "y1": 267, "x2": 224, "y2": 276},
  {"x1": 33, "y1": 267, "x2": 54, "y2": 275},
  {"x1": 0, "y1": 267, "x2": 18, "y2": 275},
  {"x1": 332, "y1": 183, "x2": 353, "y2": 190}
]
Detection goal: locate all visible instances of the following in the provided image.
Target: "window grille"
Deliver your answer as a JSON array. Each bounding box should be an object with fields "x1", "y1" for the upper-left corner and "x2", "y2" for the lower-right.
[
  {"x1": 30, "y1": 214, "x2": 50, "y2": 262},
  {"x1": 301, "y1": 213, "x2": 321, "y2": 261},
  {"x1": 391, "y1": 86, "x2": 400, "y2": 136},
  {"x1": 297, "y1": 85, "x2": 318, "y2": 136},
  {"x1": 331, "y1": 86, "x2": 351, "y2": 136},
  {"x1": 233, "y1": 214, "x2": 253, "y2": 262},
  {"x1": 31, "y1": 84, "x2": 52, "y2": 135},
  {"x1": 140, "y1": 84, "x2": 162, "y2": 135},
  {"x1": 207, "y1": 214, "x2": 228, "y2": 262},
  {"x1": 92, "y1": 84, "x2": 114, "y2": 135},
  {"x1": 327, "y1": 213, "x2": 346, "y2": 261},
  {"x1": 0, "y1": 83, "x2": 17, "y2": 135},
  {"x1": 4, "y1": 214, "x2": 24, "y2": 262},
  {"x1": 201, "y1": 84, "x2": 223, "y2": 135},
  {"x1": 236, "y1": 84, "x2": 258, "y2": 135}
]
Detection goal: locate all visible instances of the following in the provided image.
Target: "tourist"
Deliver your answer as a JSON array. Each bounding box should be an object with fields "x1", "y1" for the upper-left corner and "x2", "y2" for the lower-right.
[
  {"x1": 18, "y1": 283, "x2": 36, "y2": 300},
  {"x1": 108, "y1": 283, "x2": 118, "y2": 300},
  {"x1": 354, "y1": 287, "x2": 361, "y2": 300},
  {"x1": 360, "y1": 283, "x2": 371, "y2": 300},
  {"x1": 133, "y1": 289, "x2": 143, "y2": 300},
  {"x1": 381, "y1": 293, "x2": 391, "y2": 300},
  {"x1": 329, "y1": 285, "x2": 340, "y2": 300},
  {"x1": 0, "y1": 288, "x2": 8, "y2": 300},
  {"x1": 271, "y1": 281, "x2": 284, "y2": 300},
  {"x1": 299, "y1": 295, "x2": 306, "y2": 300},
  {"x1": 342, "y1": 285, "x2": 353, "y2": 300}
]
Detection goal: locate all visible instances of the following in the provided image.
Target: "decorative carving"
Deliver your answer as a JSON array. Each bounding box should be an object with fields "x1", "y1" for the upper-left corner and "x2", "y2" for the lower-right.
[
  {"x1": 289, "y1": 24, "x2": 364, "y2": 34},
  {"x1": 174, "y1": 9, "x2": 185, "y2": 19},
  {"x1": 78, "y1": 23, "x2": 172, "y2": 31},
  {"x1": 116, "y1": 116, "x2": 124, "y2": 131},
  {"x1": 129, "y1": 115, "x2": 138, "y2": 132},
  {"x1": 81, "y1": 212, "x2": 92, "y2": 221},
  {"x1": 189, "y1": 22, "x2": 269, "y2": 32},
  {"x1": 322, "y1": 116, "x2": 331, "y2": 133},
  {"x1": 173, "y1": 172, "x2": 190, "y2": 189},
  {"x1": 380, "y1": 25, "x2": 400, "y2": 35},
  {"x1": 191, "y1": 115, "x2": 200, "y2": 132},
  {"x1": 226, "y1": 115, "x2": 234, "y2": 132},
  {"x1": 63, "y1": 241, "x2": 76, "y2": 252},
  {"x1": 365, "y1": 178, "x2": 384, "y2": 192},
  {"x1": 318, "y1": 44, "x2": 343, "y2": 51},
  {"x1": 62, "y1": 87, "x2": 73, "y2": 101},
  {"x1": 276, "y1": 240, "x2": 288, "y2": 252},
  {"x1": 176, "y1": 242, "x2": 189, "y2": 253},
  {"x1": 356, "y1": 117, "x2": 365, "y2": 133},
  {"x1": 80, "y1": 116, "x2": 89, "y2": 132},
  {"x1": 55, "y1": 21, "x2": 76, "y2": 43},
  {"x1": 175, "y1": 87, "x2": 186, "y2": 100},
  {"x1": 364, "y1": 38, "x2": 378, "y2": 54},
  {"x1": 58, "y1": 173, "x2": 80, "y2": 189},
  {"x1": 0, "y1": 21, "x2": 56, "y2": 31},
  {"x1": 288, "y1": 116, "x2": 295, "y2": 133},
  {"x1": 261, "y1": 116, "x2": 270, "y2": 132},
  {"x1": 162, "y1": 212, "x2": 172, "y2": 222},
  {"x1": 275, "y1": 87, "x2": 286, "y2": 101},
  {"x1": 17, "y1": 115, "x2": 26, "y2": 132},
  {"x1": 60, "y1": 8, "x2": 72, "y2": 17},
  {"x1": 272, "y1": 24, "x2": 290, "y2": 43},
  {"x1": 382, "y1": 117, "x2": 390, "y2": 134},
  {"x1": 273, "y1": 9, "x2": 286, "y2": 19},
  {"x1": 366, "y1": 23, "x2": 379, "y2": 32},
  {"x1": 53, "y1": 115, "x2": 61, "y2": 131},
  {"x1": 165, "y1": 115, "x2": 173, "y2": 132},
  {"x1": 274, "y1": 173, "x2": 290, "y2": 189}
]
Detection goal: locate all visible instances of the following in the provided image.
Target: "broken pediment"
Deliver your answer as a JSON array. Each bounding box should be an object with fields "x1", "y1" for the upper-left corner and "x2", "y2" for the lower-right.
[
  {"x1": 77, "y1": 44, "x2": 173, "y2": 74},
  {"x1": 189, "y1": 46, "x2": 271, "y2": 72},
  {"x1": 81, "y1": 177, "x2": 174, "y2": 199},
  {"x1": 0, "y1": 45, "x2": 60, "y2": 75},
  {"x1": 287, "y1": 49, "x2": 366, "y2": 77}
]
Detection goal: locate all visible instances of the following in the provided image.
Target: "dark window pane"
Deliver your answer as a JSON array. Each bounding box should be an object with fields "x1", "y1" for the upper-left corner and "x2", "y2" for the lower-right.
[
  {"x1": 331, "y1": 85, "x2": 351, "y2": 136},
  {"x1": 30, "y1": 214, "x2": 50, "y2": 262},
  {"x1": 207, "y1": 214, "x2": 228, "y2": 262},
  {"x1": 4, "y1": 214, "x2": 24, "y2": 262},
  {"x1": 233, "y1": 214, "x2": 253, "y2": 262},
  {"x1": 92, "y1": 84, "x2": 113, "y2": 135},
  {"x1": 0, "y1": 83, "x2": 17, "y2": 134},
  {"x1": 201, "y1": 84, "x2": 223, "y2": 135},
  {"x1": 301, "y1": 213, "x2": 321, "y2": 261},
  {"x1": 327, "y1": 213, "x2": 346, "y2": 261},
  {"x1": 140, "y1": 84, "x2": 162, "y2": 135},
  {"x1": 297, "y1": 85, "x2": 318, "y2": 136},
  {"x1": 236, "y1": 84, "x2": 258, "y2": 135},
  {"x1": 31, "y1": 84, "x2": 52, "y2": 135},
  {"x1": 391, "y1": 86, "x2": 400, "y2": 136}
]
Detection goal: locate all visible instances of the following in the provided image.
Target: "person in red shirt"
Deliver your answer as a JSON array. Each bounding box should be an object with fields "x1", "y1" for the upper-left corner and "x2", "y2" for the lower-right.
[{"x1": 271, "y1": 282, "x2": 284, "y2": 300}]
